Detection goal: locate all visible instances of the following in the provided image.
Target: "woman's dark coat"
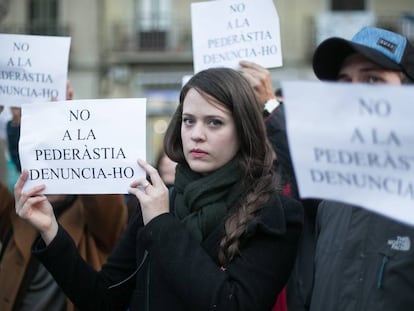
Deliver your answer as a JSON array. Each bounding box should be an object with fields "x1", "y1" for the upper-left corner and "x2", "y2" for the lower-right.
[{"x1": 34, "y1": 192, "x2": 303, "y2": 311}]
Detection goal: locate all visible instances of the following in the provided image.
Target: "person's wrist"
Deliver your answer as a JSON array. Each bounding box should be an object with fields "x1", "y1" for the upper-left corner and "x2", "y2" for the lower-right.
[
  {"x1": 263, "y1": 98, "x2": 280, "y2": 117},
  {"x1": 40, "y1": 219, "x2": 59, "y2": 246}
]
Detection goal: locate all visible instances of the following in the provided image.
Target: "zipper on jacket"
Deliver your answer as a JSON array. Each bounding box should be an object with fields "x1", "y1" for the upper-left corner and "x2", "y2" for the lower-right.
[
  {"x1": 107, "y1": 250, "x2": 148, "y2": 289},
  {"x1": 376, "y1": 255, "x2": 389, "y2": 289}
]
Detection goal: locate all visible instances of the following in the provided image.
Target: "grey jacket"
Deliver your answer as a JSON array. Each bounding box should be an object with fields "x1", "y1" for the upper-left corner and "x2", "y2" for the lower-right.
[{"x1": 310, "y1": 200, "x2": 414, "y2": 311}]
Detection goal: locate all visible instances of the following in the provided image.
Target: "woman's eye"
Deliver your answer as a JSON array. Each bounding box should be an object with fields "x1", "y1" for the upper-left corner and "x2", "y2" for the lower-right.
[
  {"x1": 209, "y1": 119, "x2": 223, "y2": 127},
  {"x1": 182, "y1": 117, "x2": 194, "y2": 126}
]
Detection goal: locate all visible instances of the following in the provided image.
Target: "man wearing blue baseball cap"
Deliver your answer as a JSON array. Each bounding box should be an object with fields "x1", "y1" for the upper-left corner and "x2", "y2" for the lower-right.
[
  {"x1": 313, "y1": 26, "x2": 414, "y2": 82},
  {"x1": 310, "y1": 26, "x2": 414, "y2": 311},
  {"x1": 240, "y1": 26, "x2": 414, "y2": 311}
]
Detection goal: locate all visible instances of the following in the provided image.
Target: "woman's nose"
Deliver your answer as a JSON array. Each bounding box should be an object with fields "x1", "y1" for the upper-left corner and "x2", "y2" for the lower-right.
[{"x1": 190, "y1": 123, "x2": 206, "y2": 141}]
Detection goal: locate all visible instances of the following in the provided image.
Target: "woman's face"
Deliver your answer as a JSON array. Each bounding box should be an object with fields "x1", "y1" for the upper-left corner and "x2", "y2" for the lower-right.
[{"x1": 181, "y1": 88, "x2": 239, "y2": 174}]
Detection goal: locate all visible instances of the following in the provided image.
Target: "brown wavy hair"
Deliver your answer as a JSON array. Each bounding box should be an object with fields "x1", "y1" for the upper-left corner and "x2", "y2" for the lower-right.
[{"x1": 164, "y1": 68, "x2": 278, "y2": 266}]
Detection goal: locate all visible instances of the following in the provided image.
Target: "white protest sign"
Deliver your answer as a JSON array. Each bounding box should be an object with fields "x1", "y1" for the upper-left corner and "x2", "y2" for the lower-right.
[
  {"x1": 0, "y1": 34, "x2": 71, "y2": 107},
  {"x1": 191, "y1": 0, "x2": 282, "y2": 73},
  {"x1": 19, "y1": 98, "x2": 146, "y2": 194},
  {"x1": 282, "y1": 81, "x2": 414, "y2": 226}
]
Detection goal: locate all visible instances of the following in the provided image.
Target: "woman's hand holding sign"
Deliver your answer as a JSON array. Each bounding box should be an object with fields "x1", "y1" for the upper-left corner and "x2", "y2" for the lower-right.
[
  {"x1": 14, "y1": 170, "x2": 58, "y2": 245},
  {"x1": 128, "y1": 159, "x2": 170, "y2": 225}
]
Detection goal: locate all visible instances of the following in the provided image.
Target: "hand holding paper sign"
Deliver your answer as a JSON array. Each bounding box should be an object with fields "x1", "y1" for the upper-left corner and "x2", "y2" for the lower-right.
[
  {"x1": 12, "y1": 67, "x2": 302, "y2": 311},
  {"x1": 239, "y1": 60, "x2": 276, "y2": 106},
  {"x1": 19, "y1": 98, "x2": 147, "y2": 194},
  {"x1": 0, "y1": 34, "x2": 71, "y2": 108},
  {"x1": 128, "y1": 159, "x2": 169, "y2": 225},
  {"x1": 191, "y1": 0, "x2": 282, "y2": 72},
  {"x1": 14, "y1": 170, "x2": 58, "y2": 245}
]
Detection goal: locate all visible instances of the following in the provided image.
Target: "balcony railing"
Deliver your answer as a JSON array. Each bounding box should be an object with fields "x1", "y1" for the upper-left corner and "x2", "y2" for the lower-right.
[{"x1": 109, "y1": 19, "x2": 192, "y2": 53}]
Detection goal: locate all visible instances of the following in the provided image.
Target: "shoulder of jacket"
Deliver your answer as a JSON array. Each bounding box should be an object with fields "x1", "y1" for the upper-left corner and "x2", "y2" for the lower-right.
[{"x1": 247, "y1": 193, "x2": 303, "y2": 236}]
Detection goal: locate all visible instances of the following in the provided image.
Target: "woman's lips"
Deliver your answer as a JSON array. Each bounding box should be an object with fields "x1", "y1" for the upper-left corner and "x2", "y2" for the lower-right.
[{"x1": 190, "y1": 149, "x2": 208, "y2": 158}]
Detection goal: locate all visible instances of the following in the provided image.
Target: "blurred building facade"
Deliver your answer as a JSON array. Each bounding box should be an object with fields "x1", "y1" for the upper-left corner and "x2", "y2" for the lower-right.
[{"x1": 1, "y1": 0, "x2": 413, "y2": 162}]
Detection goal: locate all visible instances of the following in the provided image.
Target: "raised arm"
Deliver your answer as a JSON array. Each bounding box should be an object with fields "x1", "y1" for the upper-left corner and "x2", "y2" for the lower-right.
[
  {"x1": 14, "y1": 170, "x2": 58, "y2": 245},
  {"x1": 239, "y1": 60, "x2": 276, "y2": 106}
]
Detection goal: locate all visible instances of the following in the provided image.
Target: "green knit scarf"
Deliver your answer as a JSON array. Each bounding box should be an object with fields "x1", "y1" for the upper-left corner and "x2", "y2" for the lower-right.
[{"x1": 174, "y1": 159, "x2": 244, "y2": 242}]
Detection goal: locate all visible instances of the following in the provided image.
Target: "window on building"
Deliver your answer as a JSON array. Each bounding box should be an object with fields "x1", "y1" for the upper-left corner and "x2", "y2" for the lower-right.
[
  {"x1": 29, "y1": 0, "x2": 59, "y2": 35},
  {"x1": 331, "y1": 0, "x2": 365, "y2": 11},
  {"x1": 137, "y1": 0, "x2": 171, "y2": 50},
  {"x1": 138, "y1": 0, "x2": 170, "y2": 31}
]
